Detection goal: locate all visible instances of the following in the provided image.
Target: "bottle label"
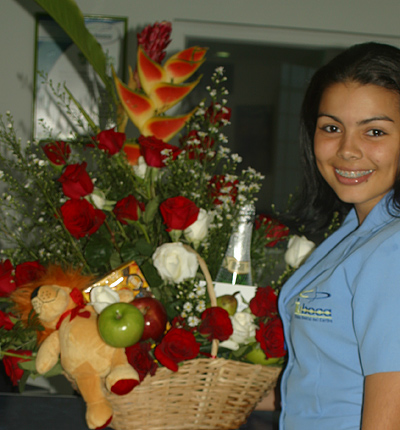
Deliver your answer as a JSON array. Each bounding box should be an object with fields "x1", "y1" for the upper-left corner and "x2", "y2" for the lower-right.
[{"x1": 223, "y1": 256, "x2": 250, "y2": 274}]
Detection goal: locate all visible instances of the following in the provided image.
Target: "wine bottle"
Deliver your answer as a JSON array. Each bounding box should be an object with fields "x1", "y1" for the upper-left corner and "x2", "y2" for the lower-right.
[{"x1": 215, "y1": 203, "x2": 255, "y2": 286}]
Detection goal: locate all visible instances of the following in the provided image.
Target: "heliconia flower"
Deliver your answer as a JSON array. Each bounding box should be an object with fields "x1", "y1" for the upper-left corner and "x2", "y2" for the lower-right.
[
  {"x1": 137, "y1": 46, "x2": 167, "y2": 95},
  {"x1": 141, "y1": 110, "x2": 197, "y2": 143},
  {"x1": 137, "y1": 21, "x2": 172, "y2": 64},
  {"x1": 114, "y1": 36, "x2": 205, "y2": 142},
  {"x1": 164, "y1": 46, "x2": 207, "y2": 84}
]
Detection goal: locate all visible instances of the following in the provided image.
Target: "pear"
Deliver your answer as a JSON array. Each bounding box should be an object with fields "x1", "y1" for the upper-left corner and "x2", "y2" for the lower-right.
[{"x1": 216, "y1": 294, "x2": 238, "y2": 316}]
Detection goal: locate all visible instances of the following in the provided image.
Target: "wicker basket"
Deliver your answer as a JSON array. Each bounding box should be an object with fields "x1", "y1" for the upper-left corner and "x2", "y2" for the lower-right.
[
  {"x1": 104, "y1": 246, "x2": 282, "y2": 430},
  {"x1": 107, "y1": 357, "x2": 281, "y2": 430}
]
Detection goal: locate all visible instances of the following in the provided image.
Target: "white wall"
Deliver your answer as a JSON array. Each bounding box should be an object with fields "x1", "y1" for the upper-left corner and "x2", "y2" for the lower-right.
[{"x1": 3, "y1": 0, "x2": 400, "y2": 141}]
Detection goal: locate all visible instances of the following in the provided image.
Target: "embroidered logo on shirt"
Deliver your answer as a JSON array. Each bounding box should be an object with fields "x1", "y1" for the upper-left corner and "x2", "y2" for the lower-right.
[{"x1": 294, "y1": 289, "x2": 332, "y2": 322}]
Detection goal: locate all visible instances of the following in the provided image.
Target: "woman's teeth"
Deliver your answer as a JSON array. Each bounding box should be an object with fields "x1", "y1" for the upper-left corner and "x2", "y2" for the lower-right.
[{"x1": 335, "y1": 169, "x2": 373, "y2": 178}]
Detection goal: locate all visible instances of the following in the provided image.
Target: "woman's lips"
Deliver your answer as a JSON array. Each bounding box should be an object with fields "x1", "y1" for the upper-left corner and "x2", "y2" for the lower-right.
[{"x1": 334, "y1": 168, "x2": 374, "y2": 184}]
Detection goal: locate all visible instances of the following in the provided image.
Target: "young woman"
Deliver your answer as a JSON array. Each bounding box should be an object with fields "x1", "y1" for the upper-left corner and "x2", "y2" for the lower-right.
[{"x1": 278, "y1": 42, "x2": 400, "y2": 429}]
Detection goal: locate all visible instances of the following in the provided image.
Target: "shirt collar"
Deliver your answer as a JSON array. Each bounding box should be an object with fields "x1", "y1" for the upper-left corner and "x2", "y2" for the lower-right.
[{"x1": 348, "y1": 191, "x2": 397, "y2": 237}]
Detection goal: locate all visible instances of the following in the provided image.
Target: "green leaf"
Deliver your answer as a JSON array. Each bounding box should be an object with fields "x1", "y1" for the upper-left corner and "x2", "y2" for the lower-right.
[
  {"x1": 143, "y1": 197, "x2": 160, "y2": 224},
  {"x1": 141, "y1": 260, "x2": 163, "y2": 289},
  {"x1": 84, "y1": 237, "x2": 114, "y2": 268},
  {"x1": 33, "y1": 0, "x2": 111, "y2": 90},
  {"x1": 110, "y1": 251, "x2": 122, "y2": 269},
  {"x1": 136, "y1": 238, "x2": 155, "y2": 257},
  {"x1": 120, "y1": 242, "x2": 141, "y2": 263},
  {"x1": 18, "y1": 358, "x2": 37, "y2": 372}
]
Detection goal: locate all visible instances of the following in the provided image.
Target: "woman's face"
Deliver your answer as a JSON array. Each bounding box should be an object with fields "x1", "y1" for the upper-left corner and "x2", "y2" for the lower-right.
[{"x1": 314, "y1": 81, "x2": 400, "y2": 223}]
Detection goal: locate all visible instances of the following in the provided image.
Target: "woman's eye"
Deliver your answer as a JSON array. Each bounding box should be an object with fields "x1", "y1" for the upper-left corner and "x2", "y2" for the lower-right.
[
  {"x1": 322, "y1": 125, "x2": 340, "y2": 133},
  {"x1": 366, "y1": 129, "x2": 385, "y2": 137}
]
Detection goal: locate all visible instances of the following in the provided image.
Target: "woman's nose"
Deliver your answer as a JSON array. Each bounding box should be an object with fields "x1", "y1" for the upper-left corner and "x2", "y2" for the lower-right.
[{"x1": 336, "y1": 133, "x2": 362, "y2": 160}]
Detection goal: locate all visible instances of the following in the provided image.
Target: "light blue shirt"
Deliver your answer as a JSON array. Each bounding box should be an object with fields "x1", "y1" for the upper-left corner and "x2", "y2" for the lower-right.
[{"x1": 278, "y1": 193, "x2": 400, "y2": 429}]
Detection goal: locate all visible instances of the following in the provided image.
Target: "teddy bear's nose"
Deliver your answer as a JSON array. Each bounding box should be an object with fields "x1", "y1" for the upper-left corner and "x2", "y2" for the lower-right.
[{"x1": 32, "y1": 285, "x2": 57, "y2": 303}]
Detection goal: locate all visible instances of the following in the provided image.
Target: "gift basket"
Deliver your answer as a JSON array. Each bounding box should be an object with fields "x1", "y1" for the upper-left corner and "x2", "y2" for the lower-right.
[
  {"x1": 105, "y1": 250, "x2": 282, "y2": 430},
  {"x1": 0, "y1": 1, "x2": 322, "y2": 429}
]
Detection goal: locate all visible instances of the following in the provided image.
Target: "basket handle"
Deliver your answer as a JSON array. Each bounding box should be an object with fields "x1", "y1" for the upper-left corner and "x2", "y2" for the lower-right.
[{"x1": 183, "y1": 245, "x2": 219, "y2": 357}]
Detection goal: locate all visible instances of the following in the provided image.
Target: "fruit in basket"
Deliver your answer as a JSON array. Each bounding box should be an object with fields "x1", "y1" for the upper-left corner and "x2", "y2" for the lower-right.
[
  {"x1": 98, "y1": 303, "x2": 145, "y2": 348},
  {"x1": 245, "y1": 345, "x2": 283, "y2": 366},
  {"x1": 216, "y1": 294, "x2": 238, "y2": 316},
  {"x1": 132, "y1": 297, "x2": 168, "y2": 341}
]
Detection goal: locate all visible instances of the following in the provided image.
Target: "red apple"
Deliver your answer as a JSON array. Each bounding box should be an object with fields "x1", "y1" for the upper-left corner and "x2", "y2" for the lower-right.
[{"x1": 132, "y1": 297, "x2": 168, "y2": 341}]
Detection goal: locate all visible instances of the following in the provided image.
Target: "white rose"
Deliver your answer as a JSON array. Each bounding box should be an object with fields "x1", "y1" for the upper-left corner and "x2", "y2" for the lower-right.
[
  {"x1": 284, "y1": 235, "x2": 316, "y2": 268},
  {"x1": 152, "y1": 242, "x2": 199, "y2": 284},
  {"x1": 133, "y1": 155, "x2": 148, "y2": 179},
  {"x1": 184, "y1": 209, "x2": 213, "y2": 245},
  {"x1": 86, "y1": 188, "x2": 116, "y2": 211},
  {"x1": 90, "y1": 285, "x2": 120, "y2": 314},
  {"x1": 220, "y1": 312, "x2": 257, "y2": 351}
]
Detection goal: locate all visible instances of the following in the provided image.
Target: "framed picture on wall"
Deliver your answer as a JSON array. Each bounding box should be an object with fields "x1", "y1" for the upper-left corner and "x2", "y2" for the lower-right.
[{"x1": 33, "y1": 14, "x2": 127, "y2": 141}]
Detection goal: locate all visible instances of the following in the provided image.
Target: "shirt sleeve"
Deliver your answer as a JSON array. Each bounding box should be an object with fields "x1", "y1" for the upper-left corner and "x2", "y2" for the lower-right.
[{"x1": 352, "y1": 228, "x2": 400, "y2": 376}]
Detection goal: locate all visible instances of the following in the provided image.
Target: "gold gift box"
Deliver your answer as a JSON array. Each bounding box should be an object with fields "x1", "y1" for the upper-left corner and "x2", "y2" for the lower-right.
[{"x1": 84, "y1": 261, "x2": 150, "y2": 301}]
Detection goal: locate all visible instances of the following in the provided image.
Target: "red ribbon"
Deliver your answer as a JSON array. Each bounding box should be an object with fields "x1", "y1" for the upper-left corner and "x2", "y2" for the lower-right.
[{"x1": 56, "y1": 288, "x2": 91, "y2": 330}]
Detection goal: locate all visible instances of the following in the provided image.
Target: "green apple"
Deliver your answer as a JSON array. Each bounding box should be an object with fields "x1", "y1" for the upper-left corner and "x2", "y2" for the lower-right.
[
  {"x1": 98, "y1": 302, "x2": 145, "y2": 348},
  {"x1": 245, "y1": 346, "x2": 283, "y2": 366},
  {"x1": 216, "y1": 294, "x2": 238, "y2": 316}
]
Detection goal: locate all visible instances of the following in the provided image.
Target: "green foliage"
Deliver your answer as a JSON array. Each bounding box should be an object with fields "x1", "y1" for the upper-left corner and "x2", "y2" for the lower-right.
[{"x1": 34, "y1": 0, "x2": 112, "y2": 95}]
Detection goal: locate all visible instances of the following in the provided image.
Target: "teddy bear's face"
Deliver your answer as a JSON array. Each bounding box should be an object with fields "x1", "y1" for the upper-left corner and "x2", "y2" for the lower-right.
[{"x1": 31, "y1": 285, "x2": 71, "y2": 324}]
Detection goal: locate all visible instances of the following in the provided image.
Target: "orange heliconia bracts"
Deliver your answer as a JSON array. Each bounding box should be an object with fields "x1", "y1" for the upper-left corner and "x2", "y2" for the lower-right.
[{"x1": 114, "y1": 45, "x2": 207, "y2": 142}]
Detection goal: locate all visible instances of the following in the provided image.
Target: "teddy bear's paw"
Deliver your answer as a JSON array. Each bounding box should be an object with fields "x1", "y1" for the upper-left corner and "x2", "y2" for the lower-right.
[
  {"x1": 106, "y1": 365, "x2": 140, "y2": 395},
  {"x1": 86, "y1": 400, "x2": 113, "y2": 430}
]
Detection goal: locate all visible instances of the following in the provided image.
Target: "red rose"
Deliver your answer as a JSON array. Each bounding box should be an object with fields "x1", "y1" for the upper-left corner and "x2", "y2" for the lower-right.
[
  {"x1": 255, "y1": 214, "x2": 289, "y2": 248},
  {"x1": 198, "y1": 307, "x2": 233, "y2": 341},
  {"x1": 205, "y1": 103, "x2": 232, "y2": 126},
  {"x1": 208, "y1": 175, "x2": 238, "y2": 206},
  {"x1": 113, "y1": 195, "x2": 144, "y2": 224},
  {"x1": 15, "y1": 261, "x2": 46, "y2": 287},
  {"x1": 42, "y1": 141, "x2": 71, "y2": 165},
  {"x1": 160, "y1": 196, "x2": 199, "y2": 232},
  {"x1": 137, "y1": 21, "x2": 172, "y2": 63},
  {"x1": 3, "y1": 350, "x2": 32, "y2": 386},
  {"x1": 0, "y1": 259, "x2": 15, "y2": 297},
  {"x1": 60, "y1": 199, "x2": 106, "y2": 239},
  {"x1": 125, "y1": 342, "x2": 157, "y2": 382},
  {"x1": 138, "y1": 135, "x2": 181, "y2": 168},
  {"x1": 249, "y1": 286, "x2": 278, "y2": 318},
  {"x1": 0, "y1": 310, "x2": 14, "y2": 330},
  {"x1": 256, "y1": 318, "x2": 286, "y2": 358},
  {"x1": 58, "y1": 162, "x2": 94, "y2": 199},
  {"x1": 95, "y1": 129, "x2": 126, "y2": 156},
  {"x1": 154, "y1": 328, "x2": 200, "y2": 371}
]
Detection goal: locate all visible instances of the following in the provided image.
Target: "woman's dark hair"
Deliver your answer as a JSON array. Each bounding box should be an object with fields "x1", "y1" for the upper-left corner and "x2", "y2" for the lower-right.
[{"x1": 292, "y1": 42, "x2": 400, "y2": 232}]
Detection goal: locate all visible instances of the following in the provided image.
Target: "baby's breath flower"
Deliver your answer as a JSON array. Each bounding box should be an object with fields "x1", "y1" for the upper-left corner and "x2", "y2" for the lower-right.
[
  {"x1": 188, "y1": 316, "x2": 200, "y2": 327},
  {"x1": 195, "y1": 284, "x2": 206, "y2": 296},
  {"x1": 196, "y1": 300, "x2": 206, "y2": 313},
  {"x1": 183, "y1": 302, "x2": 193, "y2": 312}
]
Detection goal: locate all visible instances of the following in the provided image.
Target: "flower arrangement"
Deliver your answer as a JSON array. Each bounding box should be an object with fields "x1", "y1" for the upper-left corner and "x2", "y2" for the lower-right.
[{"x1": 0, "y1": 1, "x2": 320, "y2": 394}]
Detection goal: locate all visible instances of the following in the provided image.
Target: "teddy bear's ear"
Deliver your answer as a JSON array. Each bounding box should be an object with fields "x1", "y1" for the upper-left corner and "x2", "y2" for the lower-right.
[{"x1": 31, "y1": 286, "x2": 41, "y2": 300}]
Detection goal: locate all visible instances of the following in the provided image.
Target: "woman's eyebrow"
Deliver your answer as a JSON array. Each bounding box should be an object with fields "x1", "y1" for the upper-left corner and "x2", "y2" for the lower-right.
[
  {"x1": 317, "y1": 113, "x2": 342, "y2": 123},
  {"x1": 317, "y1": 113, "x2": 394, "y2": 125},
  {"x1": 357, "y1": 115, "x2": 394, "y2": 125}
]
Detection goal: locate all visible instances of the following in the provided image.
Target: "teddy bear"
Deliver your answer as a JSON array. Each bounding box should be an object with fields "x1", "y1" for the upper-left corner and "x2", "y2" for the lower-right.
[{"x1": 11, "y1": 265, "x2": 140, "y2": 430}]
